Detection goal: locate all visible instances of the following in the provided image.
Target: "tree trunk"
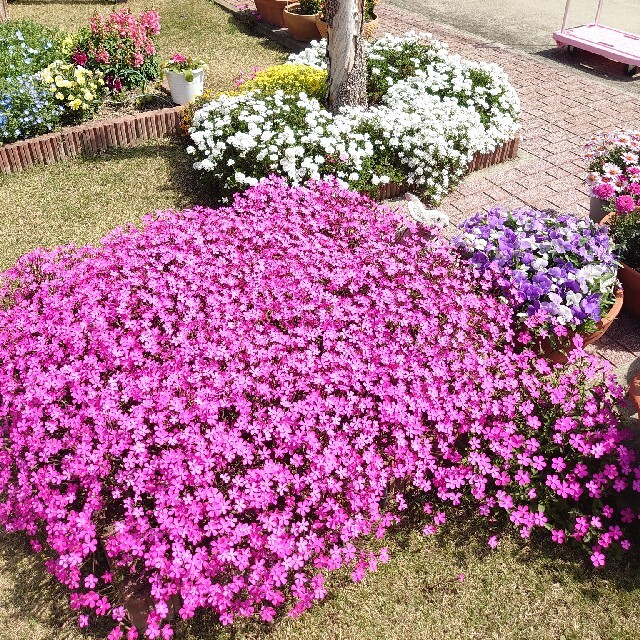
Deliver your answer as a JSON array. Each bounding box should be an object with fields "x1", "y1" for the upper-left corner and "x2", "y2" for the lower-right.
[
  {"x1": 326, "y1": 0, "x2": 368, "y2": 113},
  {"x1": 0, "y1": 0, "x2": 9, "y2": 22}
]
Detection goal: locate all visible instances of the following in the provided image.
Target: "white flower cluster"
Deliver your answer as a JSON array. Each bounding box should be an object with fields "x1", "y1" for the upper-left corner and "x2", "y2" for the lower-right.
[
  {"x1": 187, "y1": 91, "x2": 388, "y2": 195},
  {"x1": 189, "y1": 32, "x2": 520, "y2": 201}
]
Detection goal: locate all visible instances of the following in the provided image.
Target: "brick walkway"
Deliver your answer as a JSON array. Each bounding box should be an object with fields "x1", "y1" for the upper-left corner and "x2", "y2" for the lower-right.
[{"x1": 376, "y1": 4, "x2": 640, "y2": 384}]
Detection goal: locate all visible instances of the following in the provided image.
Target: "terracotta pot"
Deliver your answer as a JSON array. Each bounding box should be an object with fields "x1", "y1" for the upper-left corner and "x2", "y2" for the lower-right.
[
  {"x1": 254, "y1": 0, "x2": 289, "y2": 27},
  {"x1": 315, "y1": 13, "x2": 378, "y2": 39},
  {"x1": 540, "y1": 288, "x2": 624, "y2": 364},
  {"x1": 600, "y1": 212, "x2": 640, "y2": 320},
  {"x1": 284, "y1": 3, "x2": 321, "y2": 41},
  {"x1": 630, "y1": 372, "x2": 640, "y2": 415}
]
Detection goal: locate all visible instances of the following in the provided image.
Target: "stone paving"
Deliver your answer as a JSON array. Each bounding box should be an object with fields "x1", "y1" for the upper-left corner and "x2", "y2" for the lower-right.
[{"x1": 376, "y1": 4, "x2": 640, "y2": 386}]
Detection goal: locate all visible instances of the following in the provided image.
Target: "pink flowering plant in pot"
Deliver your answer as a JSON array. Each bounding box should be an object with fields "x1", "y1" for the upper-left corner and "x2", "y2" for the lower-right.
[
  {"x1": 163, "y1": 54, "x2": 208, "y2": 105},
  {"x1": 71, "y1": 8, "x2": 161, "y2": 92},
  {"x1": 0, "y1": 178, "x2": 639, "y2": 637},
  {"x1": 584, "y1": 129, "x2": 640, "y2": 212}
]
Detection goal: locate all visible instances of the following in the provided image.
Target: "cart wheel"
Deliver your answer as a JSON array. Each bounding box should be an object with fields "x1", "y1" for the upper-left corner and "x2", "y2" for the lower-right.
[{"x1": 623, "y1": 64, "x2": 637, "y2": 76}]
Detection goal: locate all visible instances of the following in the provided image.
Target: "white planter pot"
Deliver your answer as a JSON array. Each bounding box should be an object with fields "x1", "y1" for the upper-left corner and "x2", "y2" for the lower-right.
[{"x1": 166, "y1": 68, "x2": 205, "y2": 106}]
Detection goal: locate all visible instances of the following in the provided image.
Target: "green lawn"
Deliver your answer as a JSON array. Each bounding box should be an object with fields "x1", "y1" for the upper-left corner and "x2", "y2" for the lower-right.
[{"x1": 1, "y1": 2, "x2": 640, "y2": 639}]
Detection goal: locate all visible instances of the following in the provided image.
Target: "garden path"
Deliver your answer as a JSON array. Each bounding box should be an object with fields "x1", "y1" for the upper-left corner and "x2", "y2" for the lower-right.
[{"x1": 377, "y1": 3, "x2": 640, "y2": 384}]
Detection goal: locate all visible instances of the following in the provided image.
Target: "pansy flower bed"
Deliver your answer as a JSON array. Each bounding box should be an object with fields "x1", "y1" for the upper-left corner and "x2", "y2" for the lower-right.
[
  {"x1": 0, "y1": 179, "x2": 638, "y2": 637},
  {"x1": 453, "y1": 207, "x2": 619, "y2": 334},
  {"x1": 187, "y1": 32, "x2": 520, "y2": 202}
]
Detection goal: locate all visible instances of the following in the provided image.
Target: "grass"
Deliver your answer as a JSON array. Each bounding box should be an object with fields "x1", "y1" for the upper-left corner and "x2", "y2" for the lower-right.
[{"x1": 1, "y1": 1, "x2": 640, "y2": 639}]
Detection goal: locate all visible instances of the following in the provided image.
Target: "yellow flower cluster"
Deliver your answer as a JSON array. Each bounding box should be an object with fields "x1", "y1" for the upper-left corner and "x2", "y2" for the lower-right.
[
  {"x1": 182, "y1": 64, "x2": 328, "y2": 133},
  {"x1": 39, "y1": 60, "x2": 104, "y2": 120},
  {"x1": 236, "y1": 64, "x2": 328, "y2": 101}
]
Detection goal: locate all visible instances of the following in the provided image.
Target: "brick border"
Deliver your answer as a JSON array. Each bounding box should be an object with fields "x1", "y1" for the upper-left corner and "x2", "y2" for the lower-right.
[
  {"x1": 376, "y1": 136, "x2": 520, "y2": 200},
  {"x1": 0, "y1": 107, "x2": 184, "y2": 174}
]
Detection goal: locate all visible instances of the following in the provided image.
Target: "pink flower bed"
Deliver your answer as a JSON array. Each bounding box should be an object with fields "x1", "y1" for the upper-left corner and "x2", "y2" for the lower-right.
[{"x1": 0, "y1": 178, "x2": 637, "y2": 637}]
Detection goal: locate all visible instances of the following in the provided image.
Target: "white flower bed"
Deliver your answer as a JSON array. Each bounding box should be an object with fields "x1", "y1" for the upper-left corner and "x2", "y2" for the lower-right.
[{"x1": 188, "y1": 32, "x2": 520, "y2": 202}]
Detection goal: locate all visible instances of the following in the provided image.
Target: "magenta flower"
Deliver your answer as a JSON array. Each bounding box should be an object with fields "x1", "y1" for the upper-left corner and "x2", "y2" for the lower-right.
[
  {"x1": 590, "y1": 549, "x2": 606, "y2": 568},
  {"x1": 615, "y1": 194, "x2": 636, "y2": 213},
  {"x1": 592, "y1": 182, "x2": 616, "y2": 200},
  {"x1": 0, "y1": 178, "x2": 637, "y2": 633}
]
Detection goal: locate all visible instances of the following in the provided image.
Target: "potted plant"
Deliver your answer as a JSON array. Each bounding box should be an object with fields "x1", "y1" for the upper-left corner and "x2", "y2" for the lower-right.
[
  {"x1": 453, "y1": 206, "x2": 623, "y2": 363},
  {"x1": 601, "y1": 204, "x2": 640, "y2": 320},
  {"x1": 163, "y1": 54, "x2": 208, "y2": 105},
  {"x1": 316, "y1": 0, "x2": 379, "y2": 40},
  {"x1": 283, "y1": 0, "x2": 321, "y2": 42},
  {"x1": 583, "y1": 129, "x2": 640, "y2": 222},
  {"x1": 254, "y1": 0, "x2": 290, "y2": 27}
]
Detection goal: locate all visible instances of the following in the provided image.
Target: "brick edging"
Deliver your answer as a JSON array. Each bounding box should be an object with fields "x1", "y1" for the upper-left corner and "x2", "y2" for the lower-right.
[
  {"x1": 376, "y1": 136, "x2": 520, "y2": 200},
  {"x1": 0, "y1": 106, "x2": 184, "y2": 175}
]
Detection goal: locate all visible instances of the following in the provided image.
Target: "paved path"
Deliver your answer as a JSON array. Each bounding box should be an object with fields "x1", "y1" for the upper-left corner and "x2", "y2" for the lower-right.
[{"x1": 376, "y1": 4, "x2": 640, "y2": 387}]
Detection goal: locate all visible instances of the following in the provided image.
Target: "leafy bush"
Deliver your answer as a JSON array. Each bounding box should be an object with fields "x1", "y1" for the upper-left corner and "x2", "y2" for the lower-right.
[
  {"x1": 39, "y1": 60, "x2": 104, "y2": 123},
  {"x1": 0, "y1": 179, "x2": 638, "y2": 636},
  {"x1": 238, "y1": 64, "x2": 328, "y2": 101},
  {"x1": 72, "y1": 8, "x2": 161, "y2": 92},
  {"x1": 0, "y1": 75, "x2": 62, "y2": 143},
  {"x1": 0, "y1": 19, "x2": 63, "y2": 81}
]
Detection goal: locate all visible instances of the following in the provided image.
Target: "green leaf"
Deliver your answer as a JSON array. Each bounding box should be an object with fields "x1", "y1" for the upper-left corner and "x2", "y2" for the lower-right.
[{"x1": 184, "y1": 69, "x2": 194, "y2": 83}]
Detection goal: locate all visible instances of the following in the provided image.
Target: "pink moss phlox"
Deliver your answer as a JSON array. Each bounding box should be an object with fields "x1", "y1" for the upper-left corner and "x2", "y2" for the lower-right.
[{"x1": 0, "y1": 177, "x2": 636, "y2": 635}]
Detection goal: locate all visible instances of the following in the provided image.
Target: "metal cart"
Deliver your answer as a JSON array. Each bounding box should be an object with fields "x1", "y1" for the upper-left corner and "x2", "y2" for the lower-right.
[{"x1": 552, "y1": 0, "x2": 640, "y2": 75}]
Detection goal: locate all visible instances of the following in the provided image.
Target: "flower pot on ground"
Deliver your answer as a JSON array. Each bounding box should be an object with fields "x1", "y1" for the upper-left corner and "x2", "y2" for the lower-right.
[
  {"x1": 590, "y1": 195, "x2": 607, "y2": 223},
  {"x1": 283, "y1": 1, "x2": 321, "y2": 42},
  {"x1": 164, "y1": 54, "x2": 207, "y2": 106},
  {"x1": 453, "y1": 206, "x2": 621, "y2": 364},
  {"x1": 254, "y1": 0, "x2": 290, "y2": 26},
  {"x1": 315, "y1": 12, "x2": 378, "y2": 39},
  {"x1": 584, "y1": 129, "x2": 640, "y2": 221},
  {"x1": 315, "y1": 0, "x2": 379, "y2": 39},
  {"x1": 631, "y1": 372, "x2": 640, "y2": 415},
  {"x1": 600, "y1": 210, "x2": 640, "y2": 320},
  {"x1": 540, "y1": 288, "x2": 624, "y2": 364}
]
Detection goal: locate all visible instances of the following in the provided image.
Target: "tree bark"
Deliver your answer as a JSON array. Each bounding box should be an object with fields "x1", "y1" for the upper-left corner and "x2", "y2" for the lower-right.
[
  {"x1": 326, "y1": 0, "x2": 368, "y2": 113},
  {"x1": 0, "y1": 0, "x2": 9, "y2": 22}
]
